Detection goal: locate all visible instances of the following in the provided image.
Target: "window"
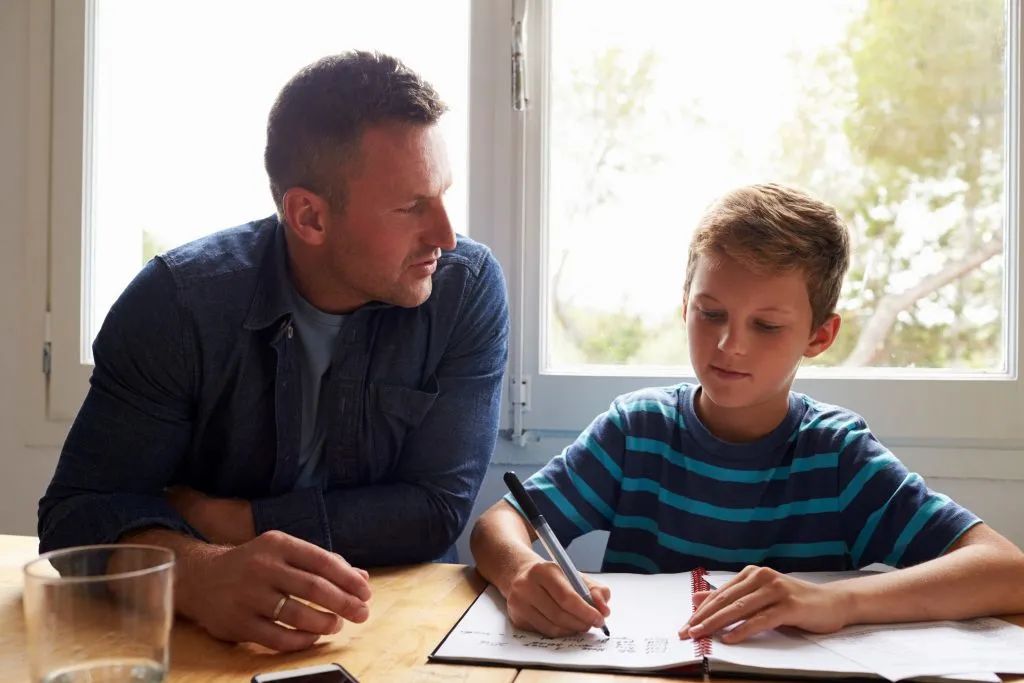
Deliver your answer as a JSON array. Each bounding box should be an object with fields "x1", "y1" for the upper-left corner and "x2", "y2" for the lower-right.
[
  {"x1": 34, "y1": 0, "x2": 1024, "y2": 463},
  {"x1": 43, "y1": 0, "x2": 474, "y2": 424},
  {"x1": 546, "y1": 0, "x2": 1007, "y2": 374},
  {"x1": 504, "y1": 0, "x2": 1024, "y2": 445}
]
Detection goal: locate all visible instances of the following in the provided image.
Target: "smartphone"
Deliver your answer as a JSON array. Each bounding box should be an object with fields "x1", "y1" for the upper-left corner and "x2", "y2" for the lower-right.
[{"x1": 251, "y1": 663, "x2": 359, "y2": 683}]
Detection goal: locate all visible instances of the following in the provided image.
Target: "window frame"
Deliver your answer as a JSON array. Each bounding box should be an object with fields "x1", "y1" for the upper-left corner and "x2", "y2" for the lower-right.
[{"x1": 28, "y1": 0, "x2": 1024, "y2": 481}]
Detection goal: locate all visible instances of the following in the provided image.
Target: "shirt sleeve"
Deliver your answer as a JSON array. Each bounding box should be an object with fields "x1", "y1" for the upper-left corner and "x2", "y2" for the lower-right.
[
  {"x1": 253, "y1": 249, "x2": 510, "y2": 565},
  {"x1": 837, "y1": 420, "x2": 980, "y2": 568},
  {"x1": 505, "y1": 399, "x2": 627, "y2": 549},
  {"x1": 38, "y1": 258, "x2": 200, "y2": 552}
]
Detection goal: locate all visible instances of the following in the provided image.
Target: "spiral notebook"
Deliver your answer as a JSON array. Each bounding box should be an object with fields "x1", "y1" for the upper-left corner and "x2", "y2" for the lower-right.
[{"x1": 430, "y1": 569, "x2": 1024, "y2": 682}]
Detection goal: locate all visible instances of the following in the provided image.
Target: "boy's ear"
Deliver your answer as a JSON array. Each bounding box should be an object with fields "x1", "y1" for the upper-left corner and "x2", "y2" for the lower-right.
[{"x1": 804, "y1": 313, "x2": 842, "y2": 359}]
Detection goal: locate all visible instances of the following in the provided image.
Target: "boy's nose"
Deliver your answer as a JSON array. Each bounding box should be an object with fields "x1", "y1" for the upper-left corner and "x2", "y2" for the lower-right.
[{"x1": 717, "y1": 326, "x2": 748, "y2": 355}]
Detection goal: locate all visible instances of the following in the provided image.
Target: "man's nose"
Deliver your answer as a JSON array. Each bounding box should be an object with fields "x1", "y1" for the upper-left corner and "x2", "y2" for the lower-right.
[{"x1": 427, "y1": 203, "x2": 457, "y2": 251}]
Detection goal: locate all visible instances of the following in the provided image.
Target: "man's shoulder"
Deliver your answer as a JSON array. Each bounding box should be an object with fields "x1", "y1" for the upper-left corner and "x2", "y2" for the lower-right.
[
  {"x1": 157, "y1": 216, "x2": 278, "y2": 288},
  {"x1": 436, "y1": 235, "x2": 499, "y2": 280}
]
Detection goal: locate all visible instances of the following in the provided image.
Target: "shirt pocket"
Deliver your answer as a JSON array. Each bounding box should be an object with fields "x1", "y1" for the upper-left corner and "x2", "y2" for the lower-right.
[
  {"x1": 373, "y1": 375, "x2": 438, "y2": 426},
  {"x1": 367, "y1": 376, "x2": 439, "y2": 479}
]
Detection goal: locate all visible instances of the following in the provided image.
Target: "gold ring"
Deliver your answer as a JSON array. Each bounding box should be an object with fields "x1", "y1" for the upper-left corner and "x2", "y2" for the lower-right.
[{"x1": 272, "y1": 595, "x2": 289, "y2": 621}]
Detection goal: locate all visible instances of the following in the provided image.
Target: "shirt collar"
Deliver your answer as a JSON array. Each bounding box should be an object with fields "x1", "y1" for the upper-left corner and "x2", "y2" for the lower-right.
[
  {"x1": 242, "y1": 215, "x2": 394, "y2": 332},
  {"x1": 243, "y1": 216, "x2": 295, "y2": 331}
]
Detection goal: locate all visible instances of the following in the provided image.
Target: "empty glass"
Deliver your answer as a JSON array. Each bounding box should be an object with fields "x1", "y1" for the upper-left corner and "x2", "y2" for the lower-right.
[{"x1": 23, "y1": 545, "x2": 174, "y2": 683}]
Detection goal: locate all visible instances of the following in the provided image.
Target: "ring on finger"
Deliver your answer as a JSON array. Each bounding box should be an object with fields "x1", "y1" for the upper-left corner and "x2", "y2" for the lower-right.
[{"x1": 272, "y1": 595, "x2": 291, "y2": 622}]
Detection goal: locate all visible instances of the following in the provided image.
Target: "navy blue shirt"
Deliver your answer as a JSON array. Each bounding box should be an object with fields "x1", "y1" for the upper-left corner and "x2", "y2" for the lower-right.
[
  {"x1": 509, "y1": 384, "x2": 979, "y2": 573},
  {"x1": 39, "y1": 216, "x2": 510, "y2": 565}
]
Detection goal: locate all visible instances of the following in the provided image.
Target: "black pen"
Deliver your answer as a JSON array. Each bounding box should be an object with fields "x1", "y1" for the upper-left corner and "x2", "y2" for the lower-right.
[{"x1": 503, "y1": 471, "x2": 611, "y2": 637}]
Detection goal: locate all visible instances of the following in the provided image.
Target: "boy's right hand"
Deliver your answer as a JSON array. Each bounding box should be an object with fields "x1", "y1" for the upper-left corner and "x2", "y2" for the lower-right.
[{"x1": 505, "y1": 559, "x2": 611, "y2": 637}]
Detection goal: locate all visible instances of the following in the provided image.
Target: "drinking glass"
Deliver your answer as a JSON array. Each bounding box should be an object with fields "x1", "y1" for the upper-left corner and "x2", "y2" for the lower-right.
[{"x1": 23, "y1": 544, "x2": 174, "y2": 683}]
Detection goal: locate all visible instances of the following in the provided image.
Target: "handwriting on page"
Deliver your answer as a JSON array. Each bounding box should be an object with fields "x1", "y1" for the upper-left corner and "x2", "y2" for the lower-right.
[{"x1": 458, "y1": 629, "x2": 669, "y2": 655}]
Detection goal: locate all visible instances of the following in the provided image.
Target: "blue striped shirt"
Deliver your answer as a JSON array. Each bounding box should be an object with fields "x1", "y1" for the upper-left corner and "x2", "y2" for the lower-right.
[{"x1": 510, "y1": 383, "x2": 979, "y2": 574}]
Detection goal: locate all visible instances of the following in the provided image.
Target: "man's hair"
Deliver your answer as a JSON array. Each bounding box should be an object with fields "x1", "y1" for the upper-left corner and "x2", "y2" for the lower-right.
[
  {"x1": 683, "y1": 183, "x2": 851, "y2": 329},
  {"x1": 264, "y1": 50, "x2": 447, "y2": 216}
]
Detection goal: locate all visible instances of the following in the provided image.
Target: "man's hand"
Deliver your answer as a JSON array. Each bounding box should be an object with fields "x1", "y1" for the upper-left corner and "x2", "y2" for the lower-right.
[
  {"x1": 505, "y1": 559, "x2": 610, "y2": 637},
  {"x1": 129, "y1": 528, "x2": 372, "y2": 652},
  {"x1": 166, "y1": 486, "x2": 255, "y2": 546},
  {"x1": 679, "y1": 566, "x2": 852, "y2": 643}
]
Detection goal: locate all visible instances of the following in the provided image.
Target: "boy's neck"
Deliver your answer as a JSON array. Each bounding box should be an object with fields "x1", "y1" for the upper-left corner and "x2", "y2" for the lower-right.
[{"x1": 694, "y1": 387, "x2": 791, "y2": 443}]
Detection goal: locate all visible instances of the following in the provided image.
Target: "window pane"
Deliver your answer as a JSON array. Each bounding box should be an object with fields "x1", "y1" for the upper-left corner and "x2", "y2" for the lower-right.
[
  {"x1": 85, "y1": 0, "x2": 469, "y2": 359},
  {"x1": 546, "y1": 0, "x2": 1007, "y2": 372}
]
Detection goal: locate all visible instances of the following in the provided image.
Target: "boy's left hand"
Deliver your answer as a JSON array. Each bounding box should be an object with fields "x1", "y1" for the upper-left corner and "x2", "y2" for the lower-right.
[{"x1": 679, "y1": 566, "x2": 852, "y2": 643}]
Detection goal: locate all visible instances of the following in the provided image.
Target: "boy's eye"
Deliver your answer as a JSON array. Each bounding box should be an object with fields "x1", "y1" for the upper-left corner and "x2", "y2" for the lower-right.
[
  {"x1": 698, "y1": 309, "x2": 725, "y2": 321},
  {"x1": 756, "y1": 321, "x2": 783, "y2": 332}
]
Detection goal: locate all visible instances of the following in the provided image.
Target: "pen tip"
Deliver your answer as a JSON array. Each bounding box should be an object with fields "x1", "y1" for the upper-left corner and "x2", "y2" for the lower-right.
[{"x1": 602, "y1": 625, "x2": 610, "y2": 637}]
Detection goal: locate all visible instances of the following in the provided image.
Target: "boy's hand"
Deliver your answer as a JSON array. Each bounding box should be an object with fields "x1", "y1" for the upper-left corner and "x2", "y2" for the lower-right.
[
  {"x1": 505, "y1": 559, "x2": 611, "y2": 637},
  {"x1": 679, "y1": 566, "x2": 853, "y2": 643}
]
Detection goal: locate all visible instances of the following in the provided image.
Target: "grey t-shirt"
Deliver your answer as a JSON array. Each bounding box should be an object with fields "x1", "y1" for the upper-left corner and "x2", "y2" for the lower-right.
[{"x1": 288, "y1": 283, "x2": 346, "y2": 489}]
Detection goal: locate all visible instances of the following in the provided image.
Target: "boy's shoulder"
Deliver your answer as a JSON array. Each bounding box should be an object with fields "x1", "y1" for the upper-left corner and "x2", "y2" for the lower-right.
[
  {"x1": 792, "y1": 391, "x2": 869, "y2": 430},
  {"x1": 599, "y1": 383, "x2": 691, "y2": 435},
  {"x1": 790, "y1": 391, "x2": 883, "y2": 458}
]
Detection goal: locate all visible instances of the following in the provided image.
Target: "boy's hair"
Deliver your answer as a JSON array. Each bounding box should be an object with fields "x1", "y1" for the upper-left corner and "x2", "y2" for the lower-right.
[
  {"x1": 683, "y1": 183, "x2": 851, "y2": 329},
  {"x1": 264, "y1": 50, "x2": 447, "y2": 217}
]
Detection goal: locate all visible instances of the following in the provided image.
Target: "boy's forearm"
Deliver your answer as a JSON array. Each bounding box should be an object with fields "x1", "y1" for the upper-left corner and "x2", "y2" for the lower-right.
[
  {"x1": 470, "y1": 501, "x2": 544, "y2": 596},
  {"x1": 839, "y1": 527, "x2": 1024, "y2": 625}
]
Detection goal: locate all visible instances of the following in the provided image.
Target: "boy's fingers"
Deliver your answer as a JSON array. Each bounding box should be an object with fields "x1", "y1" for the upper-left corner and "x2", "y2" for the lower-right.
[
  {"x1": 689, "y1": 576, "x2": 758, "y2": 626},
  {"x1": 720, "y1": 607, "x2": 785, "y2": 643},
  {"x1": 534, "y1": 583, "x2": 597, "y2": 633},
  {"x1": 689, "y1": 587, "x2": 776, "y2": 636}
]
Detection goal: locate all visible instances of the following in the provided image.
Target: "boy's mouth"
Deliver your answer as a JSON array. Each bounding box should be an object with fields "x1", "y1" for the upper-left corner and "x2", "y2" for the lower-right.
[{"x1": 709, "y1": 364, "x2": 751, "y2": 380}]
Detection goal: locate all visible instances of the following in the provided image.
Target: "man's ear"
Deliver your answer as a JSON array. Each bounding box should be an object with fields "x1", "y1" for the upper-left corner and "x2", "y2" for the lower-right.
[
  {"x1": 804, "y1": 313, "x2": 841, "y2": 359},
  {"x1": 282, "y1": 187, "x2": 331, "y2": 247}
]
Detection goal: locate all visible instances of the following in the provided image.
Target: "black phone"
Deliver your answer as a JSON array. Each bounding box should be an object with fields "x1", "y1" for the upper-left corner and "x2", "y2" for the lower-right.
[{"x1": 251, "y1": 663, "x2": 359, "y2": 683}]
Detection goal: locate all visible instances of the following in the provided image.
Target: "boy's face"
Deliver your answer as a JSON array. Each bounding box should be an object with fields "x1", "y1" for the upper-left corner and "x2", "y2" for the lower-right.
[{"x1": 683, "y1": 252, "x2": 839, "y2": 413}]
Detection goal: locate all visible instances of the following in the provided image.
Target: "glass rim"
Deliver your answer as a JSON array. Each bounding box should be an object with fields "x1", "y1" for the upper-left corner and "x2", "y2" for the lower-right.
[{"x1": 23, "y1": 544, "x2": 175, "y2": 584}]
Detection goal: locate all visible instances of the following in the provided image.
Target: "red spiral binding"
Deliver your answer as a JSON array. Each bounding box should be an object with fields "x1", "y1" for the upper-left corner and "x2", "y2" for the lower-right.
[{"x1": 690, "y1": 567, "x2": 713, "y2": 658}]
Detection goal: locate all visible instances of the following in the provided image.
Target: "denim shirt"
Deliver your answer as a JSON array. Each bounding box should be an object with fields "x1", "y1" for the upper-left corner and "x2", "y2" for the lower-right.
[{"x1": 38, "y1": 216, "x2": 510, "y2": 565}]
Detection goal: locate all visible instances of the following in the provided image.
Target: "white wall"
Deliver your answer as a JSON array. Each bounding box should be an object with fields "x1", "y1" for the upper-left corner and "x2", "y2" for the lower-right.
[
  {"x1": 2, "y1": 0, "x2": 1022, "y2": 569},
  {"x1": 0, "y1": 0, "x2": 62, "y2": 542}
]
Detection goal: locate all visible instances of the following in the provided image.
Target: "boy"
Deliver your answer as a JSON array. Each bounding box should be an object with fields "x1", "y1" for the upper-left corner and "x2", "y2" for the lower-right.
[{"x1": 470, "y1": 183, "x2": 1024, "y2": 643}]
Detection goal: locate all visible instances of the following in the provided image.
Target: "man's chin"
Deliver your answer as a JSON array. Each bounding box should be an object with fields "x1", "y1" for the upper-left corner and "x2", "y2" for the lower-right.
[{"x1": 385, "y1": 282, "x2": 433, "y2": 308}]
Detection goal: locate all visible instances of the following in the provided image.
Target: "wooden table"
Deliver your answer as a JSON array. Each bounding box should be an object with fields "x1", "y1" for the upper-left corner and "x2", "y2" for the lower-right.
[{"x1": 1, "y1": 534, "x2": 1022, "y2": 682}]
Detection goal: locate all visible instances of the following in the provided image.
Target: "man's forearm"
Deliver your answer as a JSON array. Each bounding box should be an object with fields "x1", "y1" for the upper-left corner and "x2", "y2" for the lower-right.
[{"x1": 120, "y1": 528, "x2": 225, "y2": 620}]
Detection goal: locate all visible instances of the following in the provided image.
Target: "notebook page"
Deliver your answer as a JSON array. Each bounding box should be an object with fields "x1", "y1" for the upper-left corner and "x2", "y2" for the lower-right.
[
  {"x1": 432, "y1": 572, "x2": 701, "y2": 671},
  {"x1": 703, "y1": 570, "x2": 1007, "y2": 681},
  {"x1": 807, "y1": 619, "x2": 1024, "y2": 681}
]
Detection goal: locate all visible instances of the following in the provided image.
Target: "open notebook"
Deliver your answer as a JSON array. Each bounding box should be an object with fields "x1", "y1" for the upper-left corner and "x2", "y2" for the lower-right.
[{"x1": 430, "y1": 569, "x2": 1024, "y2": 681}]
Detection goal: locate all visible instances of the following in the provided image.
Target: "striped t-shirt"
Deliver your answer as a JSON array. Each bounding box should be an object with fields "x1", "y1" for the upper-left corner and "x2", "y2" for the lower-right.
[{"x1": 510, "y1": 383, "x2": 979, "y2": 574}]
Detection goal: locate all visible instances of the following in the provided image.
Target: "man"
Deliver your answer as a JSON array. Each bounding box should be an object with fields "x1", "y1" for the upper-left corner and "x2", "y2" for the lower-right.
[{"x1": 38, "y1": 51, "x2": 509, "y2": 652}]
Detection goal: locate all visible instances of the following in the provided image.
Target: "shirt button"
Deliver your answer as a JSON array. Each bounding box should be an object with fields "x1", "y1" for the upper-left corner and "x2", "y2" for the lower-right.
[{"x1": 286, "y1": 325, "x2": 294, "y2": 339}]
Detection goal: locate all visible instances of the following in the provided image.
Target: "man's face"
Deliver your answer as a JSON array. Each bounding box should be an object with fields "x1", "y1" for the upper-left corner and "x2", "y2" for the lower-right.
[
  {"x1": 684, "y1": 252, "x2": 821, "y2": 412},
  {"x1": 319, "y1": 121, "x2": 456, "y2": 310}
]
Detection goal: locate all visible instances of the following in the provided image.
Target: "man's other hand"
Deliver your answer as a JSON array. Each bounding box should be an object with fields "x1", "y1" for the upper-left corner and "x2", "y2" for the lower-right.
[{"x1": 175, "y1": 530, "x2": 372, "y2": 651}]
